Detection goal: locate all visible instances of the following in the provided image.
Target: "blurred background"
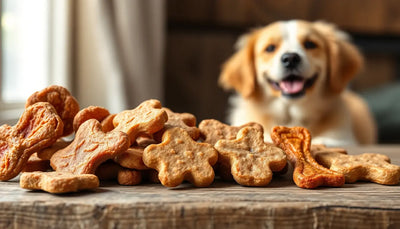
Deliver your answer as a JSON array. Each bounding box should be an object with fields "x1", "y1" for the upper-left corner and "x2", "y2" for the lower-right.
[{"x1": 1, "y1": 0, "x2": 400, "y2": 143}]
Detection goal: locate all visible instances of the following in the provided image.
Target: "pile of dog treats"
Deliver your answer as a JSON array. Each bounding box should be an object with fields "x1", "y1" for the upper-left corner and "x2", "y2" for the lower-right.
[{"x1": 0, "y1": 85, "x2": 399, "y2": 193}]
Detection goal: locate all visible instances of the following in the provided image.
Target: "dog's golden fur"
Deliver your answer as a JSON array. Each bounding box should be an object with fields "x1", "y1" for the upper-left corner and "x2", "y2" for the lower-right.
[{"x1": 219, "y1": 20, "x2": 376, "y2": 146}]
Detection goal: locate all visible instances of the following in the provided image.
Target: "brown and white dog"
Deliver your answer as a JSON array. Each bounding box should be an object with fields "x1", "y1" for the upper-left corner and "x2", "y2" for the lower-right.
[{"x1": 219, "y1": 20, "x2": 376, "y2": 146}]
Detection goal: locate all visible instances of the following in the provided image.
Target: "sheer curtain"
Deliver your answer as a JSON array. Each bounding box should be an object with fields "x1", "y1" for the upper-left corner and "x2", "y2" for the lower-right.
[{"x1": 53, "y1": 0, "x2": 165, "y2": 113}]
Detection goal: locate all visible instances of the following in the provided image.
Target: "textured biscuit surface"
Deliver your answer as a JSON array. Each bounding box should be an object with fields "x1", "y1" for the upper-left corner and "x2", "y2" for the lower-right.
[
  {"x1": 50, "y1": 119, "x2": 130, "y2": 174},
  {"x1": 143, "y1": 127, "x2": 218, "y2": 187},
  {"x1": 73, "y1": 106, "x2": 110, "y2": 132},
  {"x1": 271, "y1": 126, "x2": 345, "y2": 189},
  {"x1": 0, "y1": 102, "x2": 63, "y2": 181},
  {"x1": 20, "y1": 171, "x2": 99, "y2": 193},
  {"x1": 214, "y1": 127, "x2": 287, "y2": 186},
  {"x1": 314, "y1": 151, "x2": 400, "y2": 185},
  {"x1": 26, "y1": 85, "x2": 79, "y2": 136}
]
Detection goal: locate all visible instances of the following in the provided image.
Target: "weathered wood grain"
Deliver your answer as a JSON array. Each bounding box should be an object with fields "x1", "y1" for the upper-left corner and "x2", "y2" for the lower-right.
[{"x1": 0, "y1": 146, "x2": 399, "y2": 228}]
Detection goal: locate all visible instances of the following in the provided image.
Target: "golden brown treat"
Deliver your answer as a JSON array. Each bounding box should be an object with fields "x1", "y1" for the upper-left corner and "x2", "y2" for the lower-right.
[
  {"x1": 101, "y1": 114, "x2": 116, "y2": 132},
  {"x1": 95, "y1": 160, "x2": 122, "y2": 181},
  {"x1": 199, "y1": 119, "x2": 263, "y2": 145},
  {"x1": 50, "y1": 119, "x2": 130, "y2": 174},
  {"x1": 271, "y1": 126, "x2": 345, "y2": 189},
  {"x1": 135, "y1": 135, "x2": 158, "y2": 147},
  {"x1": 143, "y1": 127, "x2": 218, "y2": 187},
  {"x1": 20, "y1": 171, "x2": 99, "y2": 193},
  {"x1": 25, "y1": 85, "x2": 79, "y2": 136},
  {"x1": 114, "y1": 146, "x2": 149, "y2": 170},
  {"x1": 314, "y1": 151, "x2": 400, "y2": 185},
  {"x1": 36, "y1": 139, "x2": 70, "y2": 160},
  {"x1": 73, "y1": 106, "x2": 110, "y2": 132},
  {"x1": 113, "y1": 99, "x2": 168, "y2": 144},
  {"x1": 154, "y1": 108, "x2": 200, "y2": 141},
  {"x1": 117, "y1": 169, "x2": 142, "y2": 186},
  {"x1": 0, "y1": 102, "x2": 64, "y2": 181},
  {"x1": 214, "y1": 127, "x2": 287, "y2": 186},
  {"x1": 310, "y1": 144, "x2": 348, "y2": 156},
  {"x1": 22, "y1": 153, "x2": 51, "y2": 172}
]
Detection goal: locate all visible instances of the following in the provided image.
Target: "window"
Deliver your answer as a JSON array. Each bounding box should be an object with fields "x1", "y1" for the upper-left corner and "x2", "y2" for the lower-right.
[{"x1": 1, "y1": 0, "x2": 51, "y2": 123}]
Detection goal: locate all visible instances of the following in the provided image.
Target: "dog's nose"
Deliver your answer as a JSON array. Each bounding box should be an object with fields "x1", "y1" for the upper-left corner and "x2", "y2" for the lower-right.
[{"x1": 281, "y1": 52, "x2": 301, "y2": 69}]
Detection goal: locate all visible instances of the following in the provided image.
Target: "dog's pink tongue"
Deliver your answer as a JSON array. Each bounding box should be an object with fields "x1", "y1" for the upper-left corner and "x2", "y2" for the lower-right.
[{"x1": 279, "y1": 80, "x2": 304, "y2": 94}]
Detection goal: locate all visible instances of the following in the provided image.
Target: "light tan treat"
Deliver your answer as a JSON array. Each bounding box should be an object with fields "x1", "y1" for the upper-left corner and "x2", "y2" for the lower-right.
[
  {"x1": 311, "y1": 144, "x2": 348, "y2": 156},
  {"x1": 199, "y1": 119, "x2": 263, "y2": 145},
  {"x1": 214, "y1": 127, "x2": 287, "y2": 186},
  {"x1": 154, "y1": 108, "x2": 200, "y2": 141},
  {"x1": 271, "y1": 126, "x2": 345, "y2": 189},
  {"x1": 101, "y1": 114, "x2": 116, "y2": 132},
  {"x1": 22, "y1": 153, "x2": 51, "y2": 172},
  {"x1": 26, "y1": 85, "x2": 79, "y2": 136},
  {"x1": 135, "y1": 135, "x2": 158, "y2": 147},
  {"x1": 314, "y1": 151, "x2": 400, "y2": 185},
  {"x1": 73, "y1": 106, "x2": 110, "y2": 132},
  {"x1": 36, "y1": 139, "x2": 70, "y2": 160},
  {"x1": 143, "y1": 127, "x2": 218, "y2": 187},
  {"x1": 114, "y1": 146, "x2": 149, "y2": 170},
  {"x1": 113, "y1": 99, "x2": 168, "y2": 144},
  {"x1": 50, "y1": 119, "x2": 130, "y2": 174},
  {"x1": 0, "y1": 102, "x2": 64, "y2": 181},
  {"x1": 20, "y1": 171, "x2": 99, "y2": 193},
  {"x1": 117, "y1": 169, "x2": 142, "y2": 186},
  {"x1": 95, "y1": 160, "x2": 122, "y2": 181}
]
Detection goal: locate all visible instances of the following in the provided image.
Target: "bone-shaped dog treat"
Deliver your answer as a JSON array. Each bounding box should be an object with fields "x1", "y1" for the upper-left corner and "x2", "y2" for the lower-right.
[
  {"x1": 114, "y1": 146, "x2": 149, "y2": 170},
  {"x1": 314, "y1": 151, "x2": 400, "y2": 185},
  {"x1": 50, "y1": 119, "x2": 130, "y2": 174},
  {"x1": 214, "y1": 127, "x2": 287, "y2": 186},
  {"x1": 113, "y1": 99, "x2": 168, "y2": 144},
  {"x1": 143, "y1": 127, "x2": 218, "y2": 187},
  {"x1": 271, "y1": 126, "x2": 345, "y2": 188},
  {"x1": 0, "y1": 102, "x2": 64, "y2": 181},
  {"x1": 26, "y1": 85, "x2": 79, "y2": 136},
  {"x1": 73, "y1": 106, "x2": 110, "y2": 132}
]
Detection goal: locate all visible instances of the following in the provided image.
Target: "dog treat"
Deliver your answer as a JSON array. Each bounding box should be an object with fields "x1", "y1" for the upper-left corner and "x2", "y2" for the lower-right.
[
  {"x1": 22, "y1": 153, "x2": 51, "y2": 172},
  {"x1": 143, "y1": 169, "x2": 161, "y2": 183},
  {"x1": 311, "y1": 144, "x2": 348, "y2": 156},
  {"x1": 101, "y1": 114, "x2": 116, "y2": 132},
  {"x1": 36, "y1": 139, "x2": 70, "y2": 160},
  {"x1": 73, "y1": 106, "x2": 110, "y2": 132},
  {"x1": 113, "y1": 99, "x2": 168, "y2": 144},
  {"x1": 114, "y1": 146, "x2": 149, "y2": 170},
  {"x1": 50, "y1": 119, "x2": 130, "y2": 174},
  {"x1": 314, "y1": 151, "x2": 400, "y2": 185},
  {"x1": 118, "y1": 168, "x2": 142, "y2": 186},
  {"x1": 214, "y1": 127, "x2": 287, "y2": 186},
  {"x1": 199, "y1": 119, "x2": 263, "y2": 145},
  {"x1": 143, "y1": 127, "x2": 218, "y2": 187},
  {"x1": 0, "y1": 102, "x2": 64, "y2": 181},
  {"x1": 271, "y1": 126, "x2": 345, "y2": 188},
  {"x1": 20, "y1": 171, "x2": 99, "y2": 193},
  {"x1": 95, "y1": 160, "x2": 122, "y2": 180},
  {"x1": 154, "y1": 108, "x2": 200, "y2": 141},
  {"x1": 26, "y1": 85, "x2": 79, "y2": 136}
]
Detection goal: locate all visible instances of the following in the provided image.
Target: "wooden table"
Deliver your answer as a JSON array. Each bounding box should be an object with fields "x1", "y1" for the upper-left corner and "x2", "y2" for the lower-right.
[{"x1": 1, "y1": 145, "x2": 399, "y2": 229}]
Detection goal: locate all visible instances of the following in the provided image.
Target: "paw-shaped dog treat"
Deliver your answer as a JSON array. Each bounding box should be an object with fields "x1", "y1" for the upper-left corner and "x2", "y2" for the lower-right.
[
  {"x1": 114, "y1": 146, "x2": 149, "y2": 170},
  {"x1": 143, "y1": 127, "x2": 218, "y2": 187},
  {"x1": 113, "y1": 99, "x2": 168, "y2": 144},
  {"x1": 271, "y1": 126, "x2": 345, "y2": 189},
  {"x1": 73, "y1": 106, "x2": 110, "y2": 132},
  {"x1": 20, "y1": 171, "x2": 99, "y2": 193},
  {"x1": 50, "y1": 119, "x2": 130, "y2": 174},
  {"x1": 26, "y1": 85, "x2": 79, "y2": 136},
  {"x1": 199, "y1": 119, "x2": 263, "y2": 145},
  {"x1": 0, "y1": 102, "x2": 64, "y2": 181},
  {"x1": 314, "y1": 151, "x2": 400, "y2": 185},
  {"x1": 214, "y1": 127, "x2": 287, "y2": 186},
  {"x1": 154, "y1": 108, "x2": 200, "y2": 141}
]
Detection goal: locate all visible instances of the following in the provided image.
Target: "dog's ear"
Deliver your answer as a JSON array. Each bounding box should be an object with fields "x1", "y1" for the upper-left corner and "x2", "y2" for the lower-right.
[
  {"x1": 219, "y1": 30, "x2": 259, "y2": 98},
  {"x1": 313, "y1": 22, "x2": 364, "y2": 94}
]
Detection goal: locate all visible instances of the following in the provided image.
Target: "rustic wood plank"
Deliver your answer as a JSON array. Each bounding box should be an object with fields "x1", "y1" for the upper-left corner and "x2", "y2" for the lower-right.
[{"x1": 0, "y1": 146, "x2": 400, "y2": 228}]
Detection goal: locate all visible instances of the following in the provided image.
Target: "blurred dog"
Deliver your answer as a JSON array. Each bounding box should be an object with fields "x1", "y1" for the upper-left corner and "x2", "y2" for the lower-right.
[{"x1": 219, "y1": 20, "x2": 376, "y2": 146}]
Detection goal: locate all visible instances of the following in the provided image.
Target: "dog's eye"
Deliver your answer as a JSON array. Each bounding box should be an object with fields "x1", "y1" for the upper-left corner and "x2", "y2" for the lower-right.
[
  {"x1": 304, "y1": 41, "x2": 317, "y2": 49},
  {"x1": 265, "y1": 44, "x2": 276, "y2": 53}
]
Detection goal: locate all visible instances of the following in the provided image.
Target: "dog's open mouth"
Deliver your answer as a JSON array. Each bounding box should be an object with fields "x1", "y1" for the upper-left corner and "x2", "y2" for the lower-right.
[{"x1": 267, "y1": 73, "x2": 318, "y2": 98}]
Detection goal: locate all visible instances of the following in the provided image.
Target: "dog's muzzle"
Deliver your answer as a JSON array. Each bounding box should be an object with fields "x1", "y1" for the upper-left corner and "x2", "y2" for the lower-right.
[{"x1": 266, "y1": 73, "x2": 318, "y2": 98}]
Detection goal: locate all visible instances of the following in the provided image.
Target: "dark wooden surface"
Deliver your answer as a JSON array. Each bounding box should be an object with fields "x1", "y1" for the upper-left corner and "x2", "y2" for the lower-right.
[{"x1": 1, "y1": 145, "x2": 400, "y2": 229}]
